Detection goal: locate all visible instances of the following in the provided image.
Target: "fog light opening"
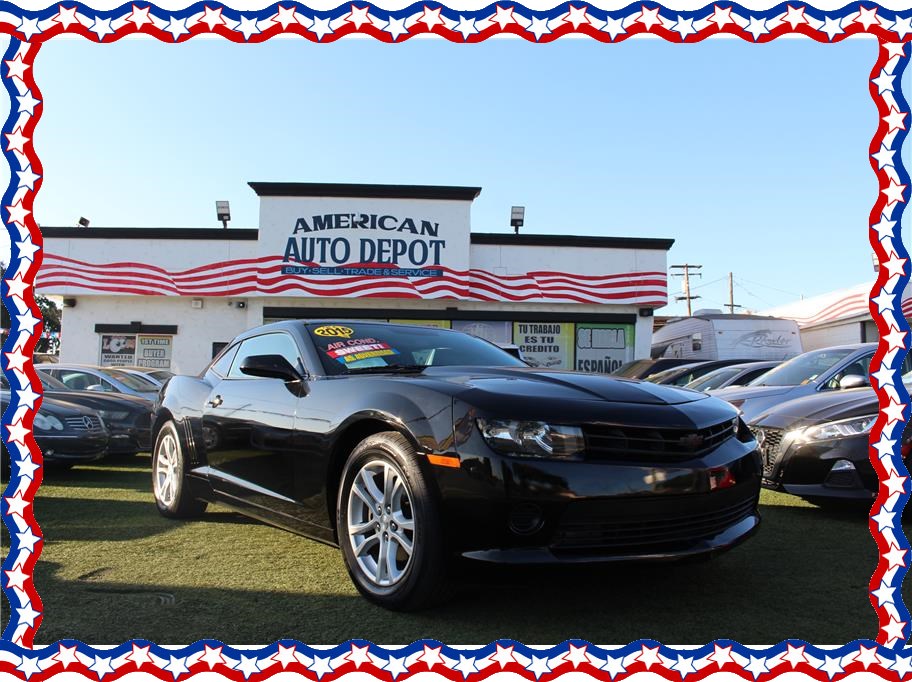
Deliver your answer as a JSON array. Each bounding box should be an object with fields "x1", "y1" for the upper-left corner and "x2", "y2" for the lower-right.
[
  {"x1": 509, "y1": 503, "x2": 544, "y2": 535},
  {"x1": 824, "y1": 459, "x2": 859, "y2": 488}
]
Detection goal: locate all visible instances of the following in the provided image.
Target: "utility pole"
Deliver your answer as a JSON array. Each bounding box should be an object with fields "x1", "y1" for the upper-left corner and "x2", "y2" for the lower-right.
[
  {"x1": 726, "y1": 272, "x2": 743, "y2": 315},
  {"x1": 670, "y1": 264, "x2": 702, "y2": 316}
]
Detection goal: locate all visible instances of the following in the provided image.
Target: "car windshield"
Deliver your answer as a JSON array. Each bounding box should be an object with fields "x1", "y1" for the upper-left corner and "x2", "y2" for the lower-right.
[
  {"x1": 104, "y1": 369, "x2": 160, "y2": 390},
  {"x1": 747, "y1": 348, "x2": 857, "y2": 387},
  {"x1": 686, "y1": 367, "x2": 741, "y2": 392},
  {"x1": 306, "y1": 323, "x2": 527, "y2": 375}
]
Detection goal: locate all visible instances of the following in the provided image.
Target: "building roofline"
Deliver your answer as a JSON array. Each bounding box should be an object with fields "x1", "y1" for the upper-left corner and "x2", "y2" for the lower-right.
[
  {"x1": 248, "y1": 182, "x2": 483, "y2": 201},
  {"x1": 41, "y1": 227, "x2": 259, "y2": 240},
  {"x1": 470, "y1": 233, "x2": 675, "y2": 250}
]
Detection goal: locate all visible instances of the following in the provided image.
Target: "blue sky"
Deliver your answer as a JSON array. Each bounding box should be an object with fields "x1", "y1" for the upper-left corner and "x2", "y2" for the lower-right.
[{"x1": 1, "y1": 35, "x2": 884, "y2": 315}]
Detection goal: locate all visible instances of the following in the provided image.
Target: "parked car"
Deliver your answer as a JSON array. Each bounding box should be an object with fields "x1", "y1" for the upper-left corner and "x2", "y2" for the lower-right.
[
  {"x1": 710, "y1": 343, "x2": 884, "y2": 421},
  {"x1": 684, "y1": 361, "x2": 782, "y2": 393},
  {"x1": 643, "y1": 359, "x2": 758, "y2": 386},
  {"x1": 748, "y1": 384, "x2": 898, "y2": 507},
  {"x1": 1, "y1": 376, "x2": 109, "y2": 469},
  {"x1": 36, "y1": 371, "x2": 152, "y2": 455},
  {"x1": 116, "y1": 366, "x2": 175, "y2": 385},
  {"x1": 152, "y1": 320, "x2": 761, "y2": 610},
  {"x1": 611, "y1": 358, "x2": 699, "y2": 379},
  {"x1": 36, "y1": 364, "x2": 160, "y2": 401}
]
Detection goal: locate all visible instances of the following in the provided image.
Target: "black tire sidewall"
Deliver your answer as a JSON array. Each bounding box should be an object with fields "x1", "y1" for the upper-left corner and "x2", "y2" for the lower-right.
[{"x1": 337, "y1": 432, "x2": 444, "y2": 610}]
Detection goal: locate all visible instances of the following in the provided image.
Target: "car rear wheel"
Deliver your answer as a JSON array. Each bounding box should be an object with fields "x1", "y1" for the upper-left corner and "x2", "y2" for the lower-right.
[
  {"x1": 337, "y1": 431, "x2": 448, "y2": 610},
  {"x1": 152, "y1": 421, "x2": 207, "y2": 518}
]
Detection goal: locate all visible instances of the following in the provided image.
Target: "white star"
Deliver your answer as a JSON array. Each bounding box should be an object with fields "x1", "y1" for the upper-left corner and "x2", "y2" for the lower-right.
[
  {"x1": 883, "y1": 178, "x2": 908, "y2": 206},
  {"x1": 127, "y1": 5, "x2": 152, "y2": 29},
  {"x1": 235, "y1": 655, "x2": 261, "y2": 679},
  {"x1": 870, "y1": 365, "x2": 893, "y2": 389},
  {"x1": 671, "y1": 655, "x2": 696, "y2": 677},
  {"x1": 883, "y1": 472, "x2": 907, "y2": 496},
  {"x1": 6, "y1": 349, "x2": 29, "y2": 373},
  {"x1": 873, "y1": 216, "x2": 897, "y2": 240},
  {"x1": 526, "y1": 15, "x2": 551, "y2": 40},
  {"x1": 16, "y1": 164, "x2": 41, "y2": 191},
  {"x1": 15, "y1": 455, "x2": 40, "y2": 481},
  {"x1": 491, "y1": 645, "x2": 515, "y2": 668},
  {"x1": 200, "y1": 644, "x2": 224, "y2": 670},
  {"x1": 165, "y1": 15, "x2": 189, "y2": 40},
  {"x1": 200, "y1": 6, "x2": 225, "y2": 30},
  {"x1": 853, "y1": 646, "x2": 882, "y2": 671},
  {"x1": 382, "y1": 656, "x2": 409, "y2": 680},
  {"x1": 782, "y1": 4, "x2": 807, "y2": 28},
  {"x1": 708, "y1": 645, "x2": 735, "y2": 667},
  {"x1": 4, "y1": 54, "x2": 28, "y2": 82},
  {"x1": 89, "y1": 16, "x2": 114, "y2": 39},
  {"x1": 565, "y1": 644, "x2": 589, "y2": 668},
  {"x1": 885, "y1": 326, "x2": 907, "y2": 351},
  {"x1": 272, "y1": 645, "x2": 297, "y2": 669},
  {"x1": 889, "y1": 653, "x2": 912, "y2": 677},
  {"x1": 855, "y1": 6, "x2": 879, "y2": 29},
  {"x1": 637, "y1": 6, "x2": 662, "y2": 30},
  {"x1": 418, "y1": 7, "x2": 443, "y2": 31},
  {"x1": 884, "y1": 42, "x2": 907, "y2": 59},
  {"x1": 491, "y1": 5, "x2": 515, "y2": 29},
  {"x1": 52, "y1": 644, "x2": 80, "y2": 669},
  {"x1": 164, "y1": 656, "x2": 189, "y2": 680},
  {"x1": 418, "y1": 645, "x2": 444, "y2": 669},
  {"x1": 873, "y1": 69, "x2": 896, "y2": 94},
  {"x1": 17, "y1": 309, "x2": 41, "y2": 334},
  {"x1": 17, "y1": 656, "x2": 41, "y2": 679},
  {"x1": 16, "y1": 384, "x2": 40, "y2": 411},
  {"x1": 454, "y1": 655, "x2": 478, "y2": 679},
  {"x1": 16, "y1": 237, "x2": 39, "y2": 261},
  {"x1": 5, "y1": 491, "x2": 30, "y2": 518},
  {"x1": 309, "y1": 16, "x2": 333, "y2": 40},
  {"x1": 17, "y1": 525, "x2": 41, "y2": 553},
  {"x1": 236, "y1": 15, "x2": 261, "y2": 40},
  {"x1": 309, "y1": 656, "x2": 334, "y2": 680},
  {"x1": 884, "y1": 544, "x2": 908, "y2": 569},
  {"x1": 88, "y1": 655, "x2": 114, "y2": 680},
  {"x1": 709, "y1": 5, "x2": 734, "y2": 29},
  {"x1": 884, "y1": 614, "x2": 908, "y2": 644},
  {"x1": 821, "y1": 655, "x2": 844, "y2": 679},
  {"x1": 884, "y1": 398, "x2": 905, "y2": 426},
  {"x1": 873, "y1": 287, "x2": 896, "y2": 313},
  {"x1": 6, "y1": 273, "x2": 29, "y2": 300},
  {"x1": 598, "y1": 655, "x2": 627, "y2": 679},
  {"x1": 16, "y1": 17, "x2": 42, "y2": 40},
  {"x1": 126, "y1": 644, "x2": 153, "y2": 667},
  {"x1": 384, "y1": 16, "x2": 409, "y2": 40},
  {"x1": 872, "y1": 578, "x2": 895, "y2": 606},
  {"x1": 745, "y1": 656, "x2": 769, "y2": 679},
  {"x1": 638, "y1": 646, "x2": 664, "y2": 669},
  {"x1": 7, "y1": 201, "x2": 30, "y2": 229},
  {"x1": 16, "y1": 91, "x2": 40, "y2": 116},
  {"x1": 884, "y1": 108, "x2": 907, "y2": 133},
  {"x1": 5, "y1": 128, "x2": 28, "y2": 155},
  {"x1": 563, "y1": 6, "x2": 590, "y2": 29},
  {"x1": 6, "y1": 419, "x2": 29, "y2": 447},
  {"x1": 54, "y1": 5, "x2": 80, "y2": 28},
  {"x1": 526, "y1": 656, "x2": 552, "y2": 680},
  {"x1": 872, "y1": 504, "x2": 896, "y2": 532},
  {"x1": 746, "y1": 15, "x2": 768, "y2": 40},
  {"x1": 602, "y1": 15, "x2": 626, "y2": 38},
  {"x1": 274, "y1": 5, "x2": 299, "y2": 28},
  {"x1": 671, "y1": 15, "x2": 695, "y2": 38},
  {"x1": 821, "y1": 16, "x2": 843, "y2": 40},
  {"x1": 873, "y1": 144, "x2": 897, "y2": 169},
  {"x1": 892, "y1": 15, "x2": 912, "y2": 39}
]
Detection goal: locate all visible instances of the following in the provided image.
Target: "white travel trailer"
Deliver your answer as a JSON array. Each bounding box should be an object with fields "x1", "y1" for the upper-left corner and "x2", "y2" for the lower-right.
[{"x1": 652, "y1": 311, "x2": 803, "y2": 361}]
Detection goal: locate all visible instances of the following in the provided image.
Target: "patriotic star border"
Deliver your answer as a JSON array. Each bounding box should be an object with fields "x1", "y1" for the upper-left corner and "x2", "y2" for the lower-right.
[{"x1": 0, "y1": 0, "x2": 911, "y2": 679}]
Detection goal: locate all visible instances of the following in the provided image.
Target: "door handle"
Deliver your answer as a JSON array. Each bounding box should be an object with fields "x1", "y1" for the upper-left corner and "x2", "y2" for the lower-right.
[{"x1": 206, "y1": 395, "x2": 223, "y2": 408}]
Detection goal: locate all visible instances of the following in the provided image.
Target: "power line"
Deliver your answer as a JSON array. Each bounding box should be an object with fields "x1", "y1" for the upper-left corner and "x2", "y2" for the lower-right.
[{"x1": 735, "y1": 276, "x2": 802, "y2": 298}]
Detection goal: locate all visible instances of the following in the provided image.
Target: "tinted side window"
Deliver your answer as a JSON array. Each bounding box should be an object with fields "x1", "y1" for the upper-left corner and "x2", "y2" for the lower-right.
[
  {"x1": 209, "y1": 344, "x2": 239, "y2": 378},
  {"x1": 58, "y1": 371, "x2": 97, "y2": 391},
  {"x1": 228, "y1": 334, "x2": 302, "y2": 379},
  {"x1": 825, "y1": 352, "x2": 874, "y2": 390}
]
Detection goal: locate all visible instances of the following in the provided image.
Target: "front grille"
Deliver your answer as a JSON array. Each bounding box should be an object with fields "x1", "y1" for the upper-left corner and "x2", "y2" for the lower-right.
[
  {"x1": 64, "y1": 415, "x2": 104, "y2": 432},
  {"x1": 751, "y1": 427, "x2": 784, "y2": 478},
  {"x1": 551, "y1": 497, "x2": 756, "y2": 554},
  {"x1": 582, "y1": 420, "x2": 736, "y2": 462}
]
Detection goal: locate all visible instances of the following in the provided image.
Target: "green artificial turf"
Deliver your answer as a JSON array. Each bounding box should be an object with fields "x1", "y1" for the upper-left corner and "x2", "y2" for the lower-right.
[{"x1": 8, "y1": 456, "x2": 903, "y2": 645}]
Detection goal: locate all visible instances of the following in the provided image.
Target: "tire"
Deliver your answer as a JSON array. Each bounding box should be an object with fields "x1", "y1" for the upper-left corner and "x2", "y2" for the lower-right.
[
  {"x1": 337, "y1": 431, "x2": 449, "y2": 610},
  {"x1": 152, "y1": 421, "x2": 207, "y2": 518}
]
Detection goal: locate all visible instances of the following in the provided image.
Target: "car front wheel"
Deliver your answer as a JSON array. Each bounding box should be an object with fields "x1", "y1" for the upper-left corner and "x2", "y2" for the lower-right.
[
  {"x1": 152, "y1": 421, "x2": 207, "y2": 518},
  {"x1": 337, "y1": 431, "x2": 448, "y2": 610}
]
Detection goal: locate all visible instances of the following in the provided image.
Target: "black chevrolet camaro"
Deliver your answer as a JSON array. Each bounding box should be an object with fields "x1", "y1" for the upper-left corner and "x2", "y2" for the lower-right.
[{"x1": 152, "y1": 321, "x2": 762, "y2": 610}]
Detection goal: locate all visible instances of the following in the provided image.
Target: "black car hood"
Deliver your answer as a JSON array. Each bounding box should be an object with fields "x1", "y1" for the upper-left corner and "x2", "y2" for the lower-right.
[
  {"x1": 41, "y1": 390, "x2": 151, "y2": 413},
  {"x1": 407, "y1": 366, "x2": 706, "y2": 406},
  {"x1": 0, "y1": 389, "x2": 99, "y2": 417},
  {"x1": 751, "y1": 387, "x2": 877, "y2": 429}
]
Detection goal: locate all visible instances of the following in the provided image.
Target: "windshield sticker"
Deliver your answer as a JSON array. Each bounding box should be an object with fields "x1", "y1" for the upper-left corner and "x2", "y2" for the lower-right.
[
  {"x1": 313, "y1": 325, "x2": 354, "y2": 338},
  {"x1": 325, "y1": 339, "x2": 399, "y2": 364}
]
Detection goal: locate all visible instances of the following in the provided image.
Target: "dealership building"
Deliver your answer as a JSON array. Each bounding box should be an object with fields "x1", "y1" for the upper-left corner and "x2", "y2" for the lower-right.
[{"x1": 39, "y1": 182, "x2": 674, "y2": 375}]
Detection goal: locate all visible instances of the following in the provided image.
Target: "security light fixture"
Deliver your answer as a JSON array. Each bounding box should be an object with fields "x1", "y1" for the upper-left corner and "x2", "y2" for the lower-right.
[
  {"x1": 216, "y1": 200, "x2": 231, "y2": 229},
  {"x1": 510, "y1": 206, "x2": 525, "y2": 234},
  {"x1": 78, "y1": 217, "x2": 90, "y2": 228}
]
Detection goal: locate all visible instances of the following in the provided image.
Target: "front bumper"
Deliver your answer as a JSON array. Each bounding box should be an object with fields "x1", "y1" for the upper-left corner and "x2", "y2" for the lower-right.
[
  {"x1": 34, "y1": 431, "x2": 109, "y2": 464},
  {"x1": 434, "y1": 425, "x2": 762, "y2": 563}
]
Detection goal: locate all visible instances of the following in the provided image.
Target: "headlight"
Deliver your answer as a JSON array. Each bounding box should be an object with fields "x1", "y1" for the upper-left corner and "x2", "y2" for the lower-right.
[
  {"x1": 33, "y1": 413, "x2": 64, "y2": 431},
  {"x1": 477, "y1": 418, "x2": 585, "y2": 460},
  {"x1": 791, "y1": 414, "x2": 878, "y2": 442},
  {"x1": 97, "y1": 410, "x2": 128, "y2": 422}
]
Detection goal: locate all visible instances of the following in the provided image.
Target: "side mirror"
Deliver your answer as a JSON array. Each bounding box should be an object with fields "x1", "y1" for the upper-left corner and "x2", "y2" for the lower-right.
[
  {"x1": 239, "y1": 354, "x2": 302, "y2": 382},
  {"x1": 839, "y1": 374, "x2": 868, "y2": 390}
]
